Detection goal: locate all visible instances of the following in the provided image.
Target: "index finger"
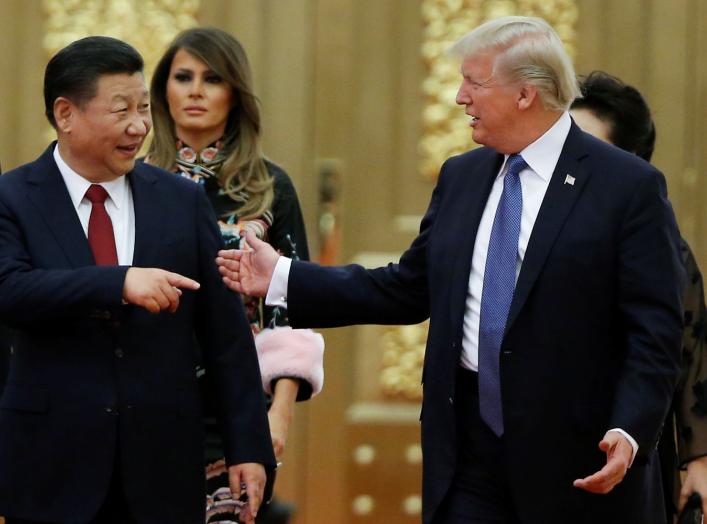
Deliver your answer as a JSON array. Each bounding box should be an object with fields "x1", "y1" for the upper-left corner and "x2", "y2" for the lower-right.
[
  {"x1": 165, "y1": 272, "x2": 200, "y2": 290},
  {"x1": 217, "y1": 249, "x2": 243, "y2": 260},
  {"x1": 573, "y1": 461, "x2": 621, "y2": 493},
  {"x1": 246, "y1": 480, "x2": 263, "y2": 517}
]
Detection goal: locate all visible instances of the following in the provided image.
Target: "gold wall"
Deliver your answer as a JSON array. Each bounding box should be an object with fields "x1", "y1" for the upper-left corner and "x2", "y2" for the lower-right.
[{"x1": 0, "y1": 1, "x2": 705, "y2": 523}]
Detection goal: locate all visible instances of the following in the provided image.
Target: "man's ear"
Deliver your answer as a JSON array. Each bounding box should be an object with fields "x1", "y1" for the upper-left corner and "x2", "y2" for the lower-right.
[
  {"x1": 53, "y1": 97, "x2": 75, "y2": 133},
  {"x1": 517, "y1": 84, "x2": 538, "y2": 110}
]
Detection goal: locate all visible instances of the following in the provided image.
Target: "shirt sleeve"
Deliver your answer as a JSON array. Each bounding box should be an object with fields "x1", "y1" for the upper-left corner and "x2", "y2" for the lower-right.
[{"x1": 265, "y1": 256, "x2": 292, "y2": 308}]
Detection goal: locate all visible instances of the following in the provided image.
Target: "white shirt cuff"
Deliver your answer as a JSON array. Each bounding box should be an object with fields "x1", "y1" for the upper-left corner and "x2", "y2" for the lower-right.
[
  {"x1": 607, "y1": 428, "x2": 639, "y2": 466},
  {"x1": 265, "y1": 256, "x2": 291, "y2": 308}
]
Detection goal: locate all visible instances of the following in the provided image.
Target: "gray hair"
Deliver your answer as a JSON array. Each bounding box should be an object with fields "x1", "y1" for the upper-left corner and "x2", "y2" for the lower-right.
[{"x1": 448, "y1": 16, "x2": 580, "y2": 111}]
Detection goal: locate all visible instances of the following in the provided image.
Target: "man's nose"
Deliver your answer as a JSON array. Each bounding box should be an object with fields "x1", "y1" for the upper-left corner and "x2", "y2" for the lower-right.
[
  {"x1": 127, "y1": 115, "x2": 150, "y2": 136},
  {"x1": 455, "y1": 85, "x2": 469, "y2": 105}
]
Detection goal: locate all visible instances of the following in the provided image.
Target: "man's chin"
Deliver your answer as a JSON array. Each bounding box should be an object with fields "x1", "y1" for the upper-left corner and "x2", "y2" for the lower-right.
[
  {"x1": 117, "y1": 158, "x2": 137, "y2": 174},
  {"x1": 471, "y1": 130, "x2": 487, "y2": 146}
]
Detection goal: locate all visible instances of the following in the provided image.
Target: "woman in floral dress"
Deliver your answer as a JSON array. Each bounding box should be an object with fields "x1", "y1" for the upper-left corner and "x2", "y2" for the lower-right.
[{"x1": 147, "y1": 27, "x2": 324, "y2": 523}]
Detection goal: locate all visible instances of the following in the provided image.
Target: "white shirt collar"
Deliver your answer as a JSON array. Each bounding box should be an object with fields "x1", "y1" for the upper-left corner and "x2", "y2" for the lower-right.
[
  {"x1": 499, "y1": 111, "x2": 572, "y2": 181},
  {"x1": 53, "y1": 143, "x2": 129, "y2": 210}
]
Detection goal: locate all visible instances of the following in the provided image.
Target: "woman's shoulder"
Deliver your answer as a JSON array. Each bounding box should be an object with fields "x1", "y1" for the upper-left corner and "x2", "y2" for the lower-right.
[
  {"x1": 265, "y1": 160, "x2": 300, "y2": 200},
  {"x1": 264, "y1": 159, "x2": 291, "y2": 185}
]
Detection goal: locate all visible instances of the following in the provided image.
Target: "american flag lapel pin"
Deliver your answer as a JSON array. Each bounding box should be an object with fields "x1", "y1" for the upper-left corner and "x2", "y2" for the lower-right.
[{"x1": 564, "y1": 174, "x2": 575, "y2": 186}]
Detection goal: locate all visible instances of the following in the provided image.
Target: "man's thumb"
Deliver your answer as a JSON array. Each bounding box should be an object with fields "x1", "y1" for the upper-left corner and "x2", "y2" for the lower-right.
[
  {"x1": 245, "y1": 230, "x2": 266, "y2": 250},
  {"x1": 598, "y1": 439, "x2": 611, "y2": 453}
]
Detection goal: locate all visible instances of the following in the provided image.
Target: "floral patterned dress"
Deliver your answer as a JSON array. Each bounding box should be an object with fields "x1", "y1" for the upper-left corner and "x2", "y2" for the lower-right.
[{"x1": 171, "y1": 142, "x2": 321, "y2": 523}]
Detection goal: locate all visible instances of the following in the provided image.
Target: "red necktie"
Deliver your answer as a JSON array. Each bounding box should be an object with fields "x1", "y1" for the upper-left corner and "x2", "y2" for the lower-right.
[{"x1": 85, "y1": 184, "x2": 118, "y2": 265}]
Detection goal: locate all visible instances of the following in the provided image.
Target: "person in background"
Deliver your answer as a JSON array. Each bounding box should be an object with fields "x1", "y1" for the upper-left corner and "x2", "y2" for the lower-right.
[
  {"x1": 571, "y1": 70, "x2": 707, "y2": 521},
  {"x1": 147, "y1": 27, "x2": 324, "y2": 523}
]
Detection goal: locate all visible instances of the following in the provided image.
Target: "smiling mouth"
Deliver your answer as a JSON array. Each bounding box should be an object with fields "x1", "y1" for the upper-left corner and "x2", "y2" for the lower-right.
[{"x1": 117, "y1": 144, "x2": 140, "y2": 155}]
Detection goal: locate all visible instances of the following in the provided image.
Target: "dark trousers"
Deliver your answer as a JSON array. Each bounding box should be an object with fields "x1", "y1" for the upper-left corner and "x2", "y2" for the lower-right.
[
  {"x1": 7, "y1": 445, "x2": 136, "y2": 524},
  {"x1": 432, "y1": 367, "x2": 520, "y2": 524}
]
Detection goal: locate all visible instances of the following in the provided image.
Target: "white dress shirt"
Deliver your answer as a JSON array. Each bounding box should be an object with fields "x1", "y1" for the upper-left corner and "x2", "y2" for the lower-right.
[
  {"x1": 460, "y1": 112, "x2": 571, "y2": 371},
  {"x1": 53, "y1": 145, "x2": 135, "y2": 265},
  {"x1": 265, "y1": 112, "x2": 638, "y2": 460}
]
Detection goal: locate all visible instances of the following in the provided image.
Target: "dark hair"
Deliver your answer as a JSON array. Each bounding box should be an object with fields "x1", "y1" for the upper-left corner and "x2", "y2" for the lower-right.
[
  {"x1": 44, "y1": 36, "x2": 144, "y2": 128},
  {"x1": 571, "y1": 71, "x2": 656, "y2": 161}
]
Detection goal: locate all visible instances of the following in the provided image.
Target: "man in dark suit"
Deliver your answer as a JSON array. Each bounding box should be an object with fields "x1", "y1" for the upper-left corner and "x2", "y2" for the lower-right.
[
  {"x1": 217, "y1": 16, "x2": 684, "y2": 524},
  {"x1": 0, "y1": 36, "x2": 274, "y2": 523}
]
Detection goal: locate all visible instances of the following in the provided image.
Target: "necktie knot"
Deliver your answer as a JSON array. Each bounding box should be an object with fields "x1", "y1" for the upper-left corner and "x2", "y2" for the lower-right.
[
  {"x1": 85, "y1": 184, "x2": 110, "y2": 205},
  {"x1": 505, "y1": 154, "x2": 527, "y2": 179}
]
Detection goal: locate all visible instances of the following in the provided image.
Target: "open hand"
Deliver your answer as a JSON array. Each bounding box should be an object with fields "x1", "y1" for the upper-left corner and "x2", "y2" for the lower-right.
[
  {"x1": 216, "y1": 231, "x2": 279, "y2": 296},
  {"x1": 573, "y1": 431, "x2": 633, "y2": 494}
]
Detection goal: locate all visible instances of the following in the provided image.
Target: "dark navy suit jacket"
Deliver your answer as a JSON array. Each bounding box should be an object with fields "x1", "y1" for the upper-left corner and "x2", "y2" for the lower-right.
[
  {"x1": 0, "y1": 144, "x2": 275, "y2": 523},
  {"x1": 285, "y1": 123, "x2": 683, "y2": 523}
]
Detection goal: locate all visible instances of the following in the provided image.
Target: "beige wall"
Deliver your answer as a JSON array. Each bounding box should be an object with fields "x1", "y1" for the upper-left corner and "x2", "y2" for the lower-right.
[{"x1": 0, "y1": 1, "x2": 705, "y2": 523}]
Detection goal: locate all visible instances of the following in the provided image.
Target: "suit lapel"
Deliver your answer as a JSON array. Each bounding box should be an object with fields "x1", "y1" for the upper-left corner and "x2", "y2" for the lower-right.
[
  {"x1": 25, "y1": 144, "x2": 95, "y2": 267},
  {"x1": 504, "y1": 123, "x2": 591, "y2": 335},
  {"x1": 448, "y1": 150, "x2": 503, "y2": 335},
  {"x1": 128, "y1": 164, "x2": 163, "y2": 267}
]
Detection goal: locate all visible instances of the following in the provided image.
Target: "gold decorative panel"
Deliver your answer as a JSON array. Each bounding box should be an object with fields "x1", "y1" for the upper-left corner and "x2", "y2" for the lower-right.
[
  {"x1": 380, "y1": 323, "x2": 427, "y2": 401},
  {"x1": 43, "y1": 0, "x2": 199, "y2": 79},
  {"x1": 419, "y1": 0, "x2": 578, "y2": 179}
]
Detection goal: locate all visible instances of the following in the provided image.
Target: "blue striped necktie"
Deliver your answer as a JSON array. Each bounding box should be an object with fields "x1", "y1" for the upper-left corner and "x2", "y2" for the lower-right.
[{"x1": 478, "y1": 153, "x2": 527, "y2": 437}]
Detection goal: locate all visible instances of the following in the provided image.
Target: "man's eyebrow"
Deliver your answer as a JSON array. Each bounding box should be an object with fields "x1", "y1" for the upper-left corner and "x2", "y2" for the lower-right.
[{"x1": 110, "y1": 94, "x2": 129, "y2": 103}]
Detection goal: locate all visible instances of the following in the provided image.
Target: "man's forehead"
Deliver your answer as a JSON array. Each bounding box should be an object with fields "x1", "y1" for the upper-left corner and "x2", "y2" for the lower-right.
[
  {"x1": 95, "y1": 72, "x2": 148, "y2": 98},
  {"x1": 460, "y1": 57, "x2": 496, "y2": 81}
]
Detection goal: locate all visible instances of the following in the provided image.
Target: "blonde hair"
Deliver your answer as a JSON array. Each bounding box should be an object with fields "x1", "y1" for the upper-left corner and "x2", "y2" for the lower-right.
[
  {"x1": 148, "y1": 27, "x2": 273, "y2": 219},
  {"x1": 449, "y1": 16, "x2": 580, "y2": 111}
]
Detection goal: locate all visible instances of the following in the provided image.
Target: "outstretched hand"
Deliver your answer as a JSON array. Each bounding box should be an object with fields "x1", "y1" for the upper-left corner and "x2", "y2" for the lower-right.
[
  {"x1": 573, "y1": 431, "x2": 633, "y2": 494},
  {"x1": 216, "y1": 231, "x2": 279, "y2": 296}
]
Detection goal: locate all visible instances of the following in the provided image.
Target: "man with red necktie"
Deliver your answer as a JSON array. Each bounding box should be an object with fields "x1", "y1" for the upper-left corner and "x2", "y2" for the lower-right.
[{"x1": 0, "y1": 36, "x2": 273, "y2": 523}]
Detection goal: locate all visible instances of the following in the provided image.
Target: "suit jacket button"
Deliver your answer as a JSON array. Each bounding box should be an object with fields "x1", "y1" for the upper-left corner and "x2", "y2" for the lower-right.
[
  {"x1": 105, "y1": 406, "x2": 117, "y2": 414},
  {"x1": 114, "y1": 347, "x2": 124, "y2": 359}
]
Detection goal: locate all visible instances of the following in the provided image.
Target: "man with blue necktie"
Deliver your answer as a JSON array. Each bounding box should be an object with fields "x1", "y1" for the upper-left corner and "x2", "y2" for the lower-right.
[{"x1": 217, "y1": 16, "x2": 683, "y2": 524}]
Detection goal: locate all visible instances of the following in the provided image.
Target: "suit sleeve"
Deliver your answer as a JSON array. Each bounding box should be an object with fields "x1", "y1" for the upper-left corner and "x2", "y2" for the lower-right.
[
  {"x1": 610, "y1": 169, "x2": 684, "y2": 455},
  {"x1": 286, "y1": 165, "x2": 447, "y2": 328},
  {"x1": 192, "y1": 186, "x2": 276, "y2": 468},
  {"x1": 0, "y1": 194, "x2": 128, "y2": 325}
]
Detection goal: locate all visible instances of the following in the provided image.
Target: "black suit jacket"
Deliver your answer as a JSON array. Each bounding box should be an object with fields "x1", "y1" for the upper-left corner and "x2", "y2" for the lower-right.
[
  {"x1": 0, "y1": 145, "x2": 275, "y2": 523},
  {"x1": 285, "y1": 123, "x2": 683, "y2": 523}
]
